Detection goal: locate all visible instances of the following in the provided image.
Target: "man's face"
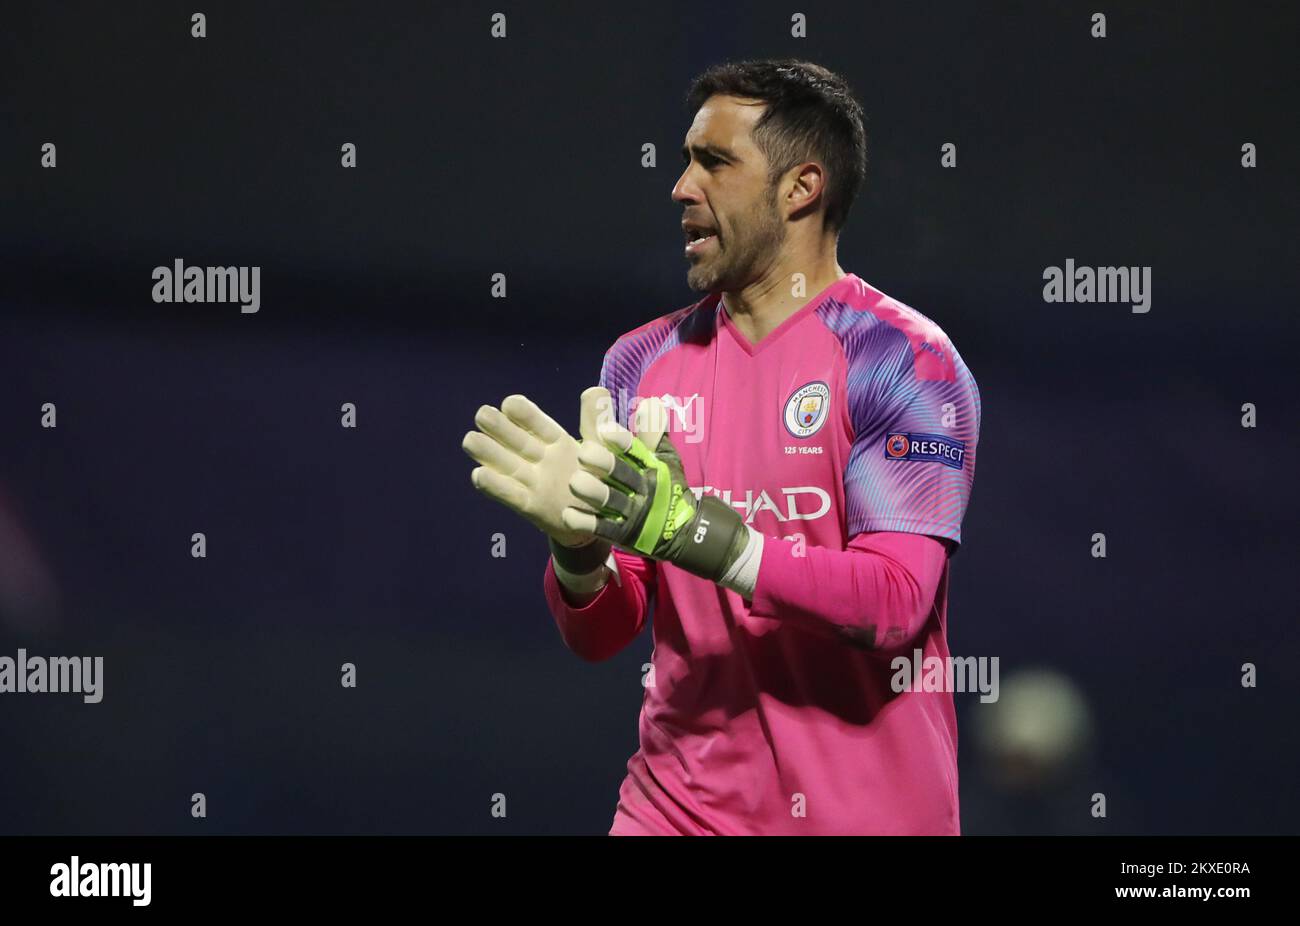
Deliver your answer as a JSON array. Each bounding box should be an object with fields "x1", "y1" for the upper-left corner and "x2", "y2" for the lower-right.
[{"x1": 673, "y1": 95, "x2": 787, "y2": 293}]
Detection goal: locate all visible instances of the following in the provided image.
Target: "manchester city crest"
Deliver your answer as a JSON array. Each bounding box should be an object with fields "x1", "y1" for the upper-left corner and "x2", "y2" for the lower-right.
[{"x1": 783, "y1": 381, "x2": 830, "y2": 438}]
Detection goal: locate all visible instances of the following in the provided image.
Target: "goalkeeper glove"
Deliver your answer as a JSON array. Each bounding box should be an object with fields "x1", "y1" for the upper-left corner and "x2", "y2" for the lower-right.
[
  {"x1": 462, "y1": 387, "x2": 613, "y2": 576},
  {"x1": 562, "y1": 397, "x2": 751, "y2": 584}
]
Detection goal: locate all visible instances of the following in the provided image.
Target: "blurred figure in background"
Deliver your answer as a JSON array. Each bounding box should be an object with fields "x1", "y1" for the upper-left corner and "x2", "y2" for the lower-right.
[{"x1": 963, "y1": 668, "x2": 1098, "y2": 834}]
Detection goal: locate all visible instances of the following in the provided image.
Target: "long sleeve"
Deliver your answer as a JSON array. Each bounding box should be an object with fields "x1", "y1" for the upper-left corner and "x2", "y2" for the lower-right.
[
  {"x1": 543, "y1": 549, "x2": 658, "y2": 661},
  {"x1": 748, "y1": 531, "x2": 949, "y2": 650}
]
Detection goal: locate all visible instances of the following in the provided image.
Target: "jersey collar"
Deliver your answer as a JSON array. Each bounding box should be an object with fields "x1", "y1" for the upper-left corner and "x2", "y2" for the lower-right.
[{"x1": 717, "y1": 272, "x2": 859, "y2": 356}]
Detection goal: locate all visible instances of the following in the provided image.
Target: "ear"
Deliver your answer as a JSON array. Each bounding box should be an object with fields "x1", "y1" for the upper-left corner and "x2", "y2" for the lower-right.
[{"x1": 785, "y1": 161, "x2": 825, "y2": 220}]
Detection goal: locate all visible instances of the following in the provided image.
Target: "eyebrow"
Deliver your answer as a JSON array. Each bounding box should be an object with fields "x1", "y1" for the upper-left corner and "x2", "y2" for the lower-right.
[{"x1": 681, "y1": 142, "x2": 739, "y2": 163}]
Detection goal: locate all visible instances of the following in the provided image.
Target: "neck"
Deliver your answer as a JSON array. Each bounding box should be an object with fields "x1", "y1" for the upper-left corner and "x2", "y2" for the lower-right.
[{"x1": 722, "y1": 244, "x2": 845, "y2": 345}]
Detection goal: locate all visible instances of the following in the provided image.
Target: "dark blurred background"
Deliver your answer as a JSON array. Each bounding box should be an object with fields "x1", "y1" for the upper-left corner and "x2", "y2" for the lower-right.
[{"x1": 0, "y1": 1, "x2": 1296, "y2": 834}]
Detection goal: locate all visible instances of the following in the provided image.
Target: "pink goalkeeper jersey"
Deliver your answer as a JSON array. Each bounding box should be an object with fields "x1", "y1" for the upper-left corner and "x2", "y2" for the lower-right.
[{"x1": 544, "y1": 273, "x2": 980, "y2": 835}]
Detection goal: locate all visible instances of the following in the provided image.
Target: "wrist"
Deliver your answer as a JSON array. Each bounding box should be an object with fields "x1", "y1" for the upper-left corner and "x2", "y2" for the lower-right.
[
  {"x1": 669, "y1": 495, "x2": 751, "y2": 582},
  {"x1": 717, "y1": 525, "x2": 764, "y2": 598},
  {"x1": 549, "y1": 536, "x2": 612, "y2": 575},
  {"x1": 549, "y1": 536, "x2": 613, "y2": 596}
]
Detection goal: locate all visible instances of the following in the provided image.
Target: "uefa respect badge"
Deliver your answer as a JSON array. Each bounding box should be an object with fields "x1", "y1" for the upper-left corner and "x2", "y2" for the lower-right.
[{"x1": 884, "y1": 432, "x2": 966, "y2": 469}]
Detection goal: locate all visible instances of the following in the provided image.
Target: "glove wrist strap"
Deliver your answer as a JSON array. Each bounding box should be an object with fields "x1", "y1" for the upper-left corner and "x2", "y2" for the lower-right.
[
  {"x1": 670, "y1": 494, "x2": 750, "y2": 582},
  {"x1": 549, "y1": 536, "x2": 612, "y2": 576}
]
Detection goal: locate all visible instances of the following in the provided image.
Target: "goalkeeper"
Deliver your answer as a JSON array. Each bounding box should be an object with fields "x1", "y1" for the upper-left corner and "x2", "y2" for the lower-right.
[{"x1": 463, "y1": 59, "x2": 980, "y2": 835}]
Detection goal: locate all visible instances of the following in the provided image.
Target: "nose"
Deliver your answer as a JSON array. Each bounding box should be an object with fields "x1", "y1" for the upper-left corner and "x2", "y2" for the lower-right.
[{"x1": 671, "y1": 166, "x2": 701, "y2": 205}]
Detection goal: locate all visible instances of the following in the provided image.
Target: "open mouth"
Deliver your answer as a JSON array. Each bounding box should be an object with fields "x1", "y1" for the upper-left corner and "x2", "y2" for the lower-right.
[{"x1": 684, "y1": 225, "x2": 719, "y2": 256}]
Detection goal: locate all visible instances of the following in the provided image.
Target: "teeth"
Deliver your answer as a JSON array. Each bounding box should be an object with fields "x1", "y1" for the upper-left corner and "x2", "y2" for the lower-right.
[{"x1": 685, "y1": 231, "x2": 716, "y2": 249}]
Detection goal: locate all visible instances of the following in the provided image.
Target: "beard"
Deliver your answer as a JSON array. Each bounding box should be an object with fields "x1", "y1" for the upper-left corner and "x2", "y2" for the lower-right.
[{"x1": 686, "y1": 186, "x2": 786, "y2": 293}]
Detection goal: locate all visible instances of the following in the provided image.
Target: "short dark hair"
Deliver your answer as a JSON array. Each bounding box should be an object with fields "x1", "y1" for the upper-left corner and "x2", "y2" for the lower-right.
[{"x1": 686, "y1": 59, "x2": 867, "y2": 233}]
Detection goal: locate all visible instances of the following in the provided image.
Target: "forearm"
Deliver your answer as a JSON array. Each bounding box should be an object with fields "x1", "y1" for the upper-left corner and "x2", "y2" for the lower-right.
[
  {"x1": 543, "y1": 549, "x2": 654, "y2": 661},
  {"x1": 746, "y1": 531, "x2": 949, "y2": 650}
]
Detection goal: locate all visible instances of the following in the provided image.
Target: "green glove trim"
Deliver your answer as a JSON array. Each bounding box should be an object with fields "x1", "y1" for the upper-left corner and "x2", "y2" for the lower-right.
[{"x1": 590, "y1": 431, "x2": 747, "y2": 582}]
